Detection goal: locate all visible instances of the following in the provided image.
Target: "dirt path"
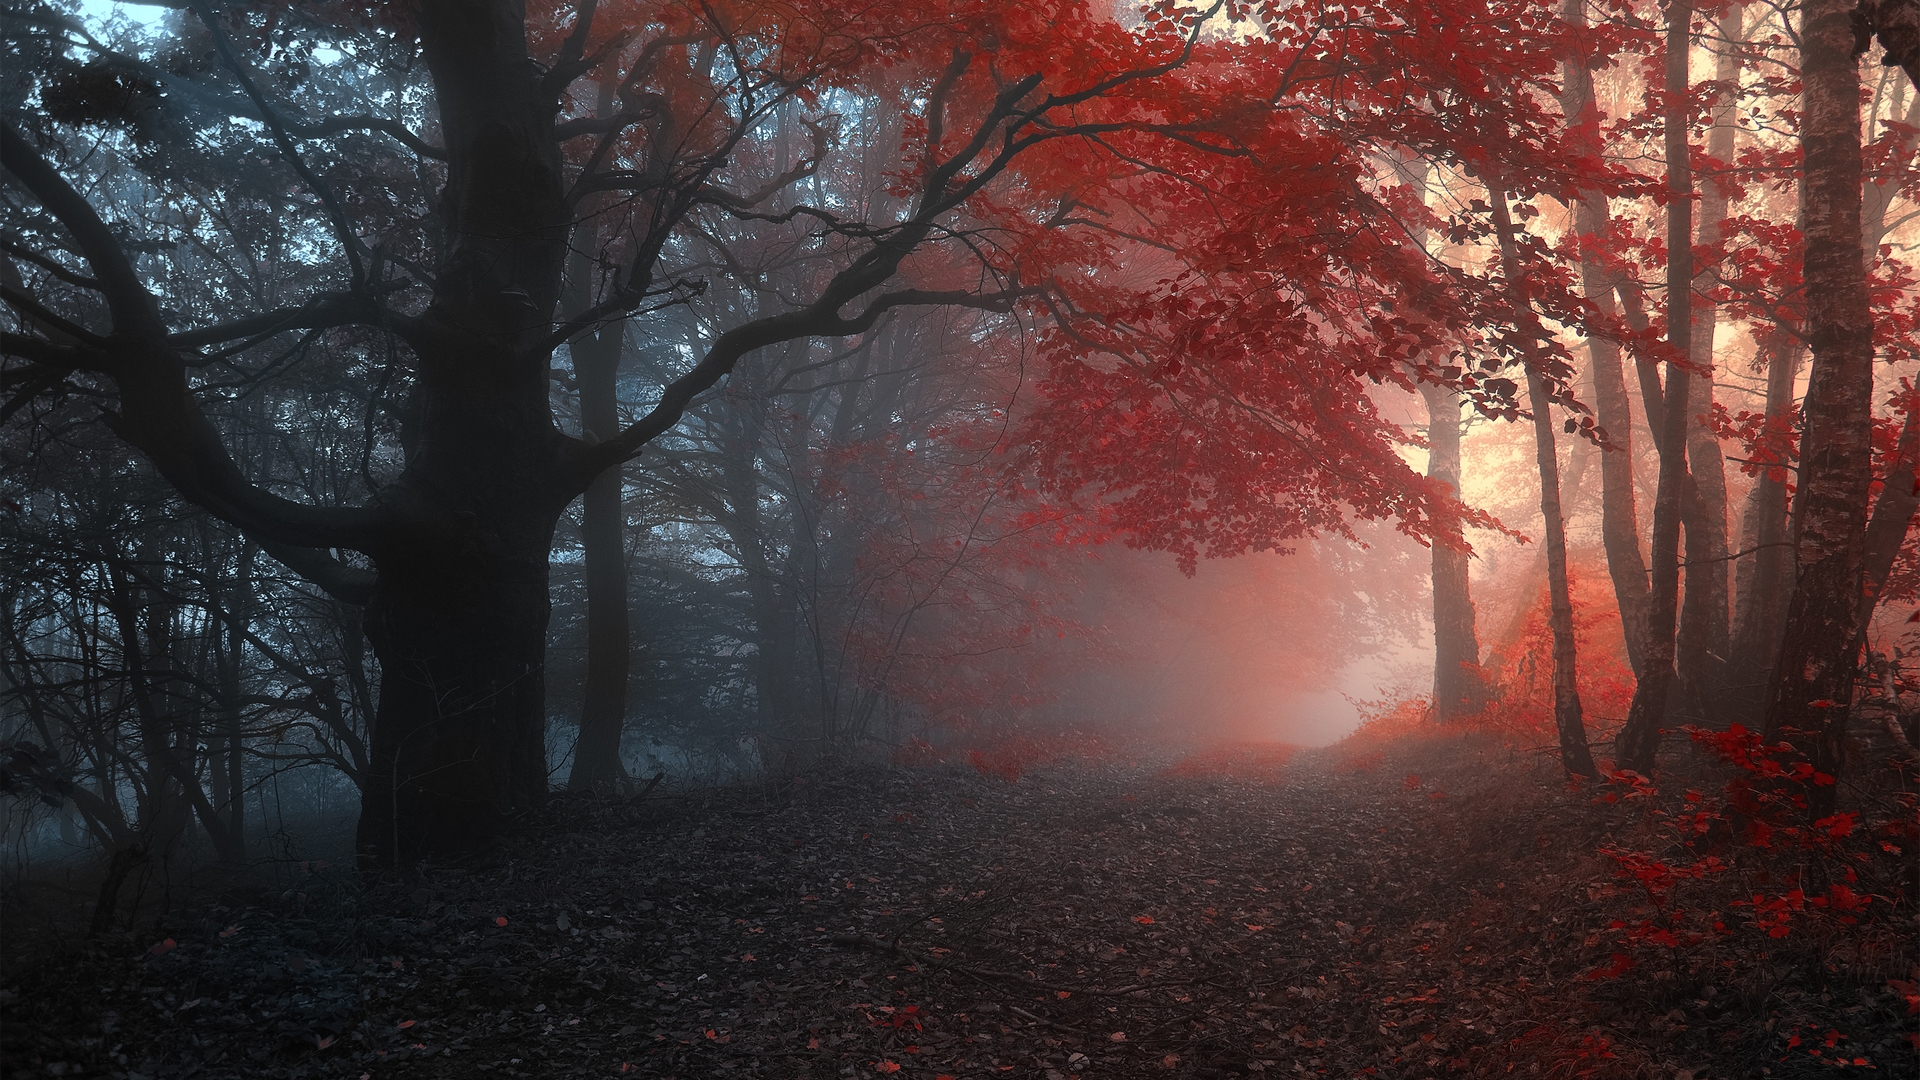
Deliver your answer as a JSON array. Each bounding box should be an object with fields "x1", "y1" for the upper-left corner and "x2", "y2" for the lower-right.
[{"x1": 3, "y1": 739, "x2": 1910, "y2": 1079}]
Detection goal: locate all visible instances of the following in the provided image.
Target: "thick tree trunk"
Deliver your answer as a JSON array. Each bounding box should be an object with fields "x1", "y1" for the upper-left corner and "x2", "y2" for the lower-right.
[
  {"x1": 1618, "y1": 0, "x2": 1697, "y2": 776},
  {"x1": 1489, "y1": 184, "x2": 1597, "y2": 778},
  {"x1": 1759, "y1": 0, "x2": 1875, "y2": 818},
  {"x1": 1560, "y1": 0, "x2": 1651, "y2": 678},
  {"x1": 1419, "y1": 383, "x2": 1491, "y2": 720},
  {"x1": 356, "y1": 0, "x2": 575, "y2": 865},
  {"x1": 566, "y1": 321, "x2": 633, "y2": 791}
]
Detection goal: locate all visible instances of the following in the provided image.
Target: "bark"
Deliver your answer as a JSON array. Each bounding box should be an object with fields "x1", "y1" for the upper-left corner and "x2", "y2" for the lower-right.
[
  {"x1": 1419, "y1": 382, "x2": 1491, "y2": 719},
  {"x1": 211, "y1": 541, "x2": 253, "y2": 863},
  {"x1": 1726, "y1": 333, "x2": 1804, "y2": 722},
  {"x1": 1618, "y1": 1, "x2": 1697, "y2": 777},
  {"x1": 562, "y1": 140, "x2": 635, "y2": 793},
  {"x1": 1676, "y1": 6, "x2": 1746, "y2": 721},
  {"x1": 1560, "y1": 0, "x2": 1651, "y2": 678},
  {"x1": 1857, "y1": 410, "x2": 1919, "y2": 642},
  {"x1": 565, "y1": 317, "x2": 632, "y2": 791},
  {"x1": 355, "y1": 0, "x2": 575, "y2": 864},
  {"x1": 1489, "y1": 183, "x2": 1598, "y2": 778},
  {"x1": 1759, "y1": 0, "x2": 1876, "y2": 819},
  {"x1": 1861, "y1": 0, "x2": 1920, "y2": 86}
]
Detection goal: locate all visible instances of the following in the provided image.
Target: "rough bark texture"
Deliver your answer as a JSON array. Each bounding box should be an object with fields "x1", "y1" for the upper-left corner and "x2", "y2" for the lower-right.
[
  {"x1": 1618, "y1": 1, "x2": 1696, "y2": 777},
  {"x1": 1760, "y1": 0, "x2": 1875, "y2": 818},
  {"x1": 1489, "y1": 184, "x2": 1597, "y2": 779},
  {"x1": 1419, "y1": 382, "x2": 1491, "y2": 720},
  {"x1": 1560, "y1": 0, "x2": 1651, "y2": 679}
]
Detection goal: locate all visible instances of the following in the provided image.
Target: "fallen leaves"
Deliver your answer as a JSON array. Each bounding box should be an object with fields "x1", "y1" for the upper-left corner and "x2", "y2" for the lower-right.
[{"x1": 7, "y1": 741, "x2": 1912, "y2": 1079}]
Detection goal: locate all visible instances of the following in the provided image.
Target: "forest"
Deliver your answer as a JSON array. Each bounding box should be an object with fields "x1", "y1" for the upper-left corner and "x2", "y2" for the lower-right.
[{"x1": 0, "y1": 0, "x2": 1917, "y2": 1076}]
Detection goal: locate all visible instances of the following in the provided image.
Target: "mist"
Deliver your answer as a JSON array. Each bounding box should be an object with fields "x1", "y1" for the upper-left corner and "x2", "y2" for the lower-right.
[{"x1": 4, "y1": 0, "x2": 1917, "y2": 1076}]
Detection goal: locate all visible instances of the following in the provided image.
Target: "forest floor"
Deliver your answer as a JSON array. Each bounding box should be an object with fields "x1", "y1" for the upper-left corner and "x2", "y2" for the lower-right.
[{"x1": 2, "y1": 730, "x2": 1915, "y2": 1080}]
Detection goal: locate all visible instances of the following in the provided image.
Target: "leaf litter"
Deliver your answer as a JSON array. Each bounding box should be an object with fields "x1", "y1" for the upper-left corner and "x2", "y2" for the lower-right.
[{"x1": 2, "y1": 736, "x2": 1912, "y2": 1078}]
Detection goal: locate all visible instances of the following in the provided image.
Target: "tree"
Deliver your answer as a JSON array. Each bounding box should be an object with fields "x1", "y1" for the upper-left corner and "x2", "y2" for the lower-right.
[
  {"x1": 1618, "y1": 0, "x2": 1699, "y2": 777},
  {"x1": 4, "y1": 0, "x2": 1270, "y2": 862},
  {"x1": 1420, "y1": 381, "x2": 1491, "y2": 720},
  {"x1": 1759, "y1": 0, "x2": 1878, "y2": 814},
  {"x1": 1488, "y1": 180, "x2": 1597, "y2": 779},
  {"x1": 1674, "y1": 2, "x2": 1747, "y2": 722},
  {"x1": 1559, "y1": 0, "x2": 1651, "y2": 681}
]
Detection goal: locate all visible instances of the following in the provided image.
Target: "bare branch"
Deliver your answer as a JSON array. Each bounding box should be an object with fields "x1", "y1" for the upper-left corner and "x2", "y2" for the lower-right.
[
  {"x1": 187, "y1": 1, "x2": 367, "y2": 287},
  {"x1": 285, "y1": 114, "x2": 446, "y2": 160},
  {"x1": 254, "y1": 539, "x2": 378, "y2": 606},
  {"x1": 1, "y1": 124, "x2": 167, "y2": 337},
  {"x1": 0, "y1": 282, "x2": 110, "y2": 347},
  {"x1": 0, "y1": 235, "x2": 100, "y2": 289},
  {"x1": 167, "y1": 286, "x2": 410, "y2": 349}
]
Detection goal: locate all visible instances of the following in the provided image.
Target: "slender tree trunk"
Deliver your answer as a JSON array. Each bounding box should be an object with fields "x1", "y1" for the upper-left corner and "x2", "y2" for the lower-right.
[
  {"x1": 1618, "y1": 0, "x2": 1697, "y2": 776},
  {"x1": 1676, "y1": 5, "x2": 1746, "y2": 722},
  {"x1": 1561, "y1": 0, "x2": 1651, "y2": 678},
  {"x1": 214, "y1": 541, "x2": 253, "y2": 863},
  {"x1": 1420, "y1": 383, "x2": 1491, "y2": 719},
  {"x1": 1760, "y1": 0, "x2": 1875, "y2": 818},
  {"x1": 1858, "y1": 409, "x2": 1920, "y2": 634},
  {"x1": 567, "y1": 319, "x2": 633, "y2": 791},
  {"x1": 1727, "y1": 333, "x2": 1805, "y2": 722},
  {"x1": 1489, "y1": 183, "x2": 1598, "y2": 778}
]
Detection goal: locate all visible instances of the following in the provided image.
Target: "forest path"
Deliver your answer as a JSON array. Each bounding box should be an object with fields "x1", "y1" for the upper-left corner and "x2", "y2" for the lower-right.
[{"x1": 1, "y1": 738, "x2": 1858, "y2": 1079}]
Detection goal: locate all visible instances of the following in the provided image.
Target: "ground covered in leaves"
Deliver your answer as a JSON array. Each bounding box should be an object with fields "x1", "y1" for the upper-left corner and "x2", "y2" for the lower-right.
[{"x1": 3, "y1": 734, "x2": 1915, "y2": 1080}]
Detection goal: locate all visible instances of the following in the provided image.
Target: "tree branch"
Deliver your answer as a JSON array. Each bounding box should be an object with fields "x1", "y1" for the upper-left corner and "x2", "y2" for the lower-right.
[
  {"x1": 254, "y1": 539, "x2": 378, "y2": 606},
  {"x1": 168, "y1": 286, "x2": 410, "y2": 349},
  {"x1": 285, "y1": 114, "x2": 446, "y2": 160},
  {"x1": 0, "y1": 234, "x2": 100, "y2": 289},
  {"x1": 1, "y1": 126, "x2": 386, "y2": 552},
  {"x1": 187, "y1": 1, "x2": 367, "y2": 287}
]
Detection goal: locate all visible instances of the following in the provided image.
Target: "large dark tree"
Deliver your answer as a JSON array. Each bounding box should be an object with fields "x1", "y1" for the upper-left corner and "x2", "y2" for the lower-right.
[{"x1": 0, "y1": 0, "x2": 1235, "y2": 862}]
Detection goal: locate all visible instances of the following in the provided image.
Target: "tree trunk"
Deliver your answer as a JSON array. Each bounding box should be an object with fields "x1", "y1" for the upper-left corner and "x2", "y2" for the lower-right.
[
  {"x1": 1727, "y1": 333, "x2": 1804, "y2": 722},
  {"x1": 1420, "y1": 383, "x2": 1491, "y2": 720},
  {"x1": 1760, "y1": 0, "x2": 1875, "y2": 818},
  {"x1": 1489, "y1": 184, "x2": 1598, "y2": 778},
  {"x1": 566, "y1": 319, "x2": 633, "y2": 791},
  {"x1": 562, "y1": 75, "x2": 635, "y2": 794},
  {"x1": 213, "y1": 541, "x2": 252, "y2": 863},
  {"x1": 1618, "y1": 0, "x2": 1697, "y2": 776},
  {"x1": 1858, "y1": 410, "x2": 1920, "y2": 634},
  {"x1": 1676, "y1": 5, "x2": 1746, "y2": 722},
  {"x1": 1560, "y1": 0, "x2": 1651, "y2": 678},
  {"x1": 356, "y1": 0, "x2": 574, "y2": 864}
]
